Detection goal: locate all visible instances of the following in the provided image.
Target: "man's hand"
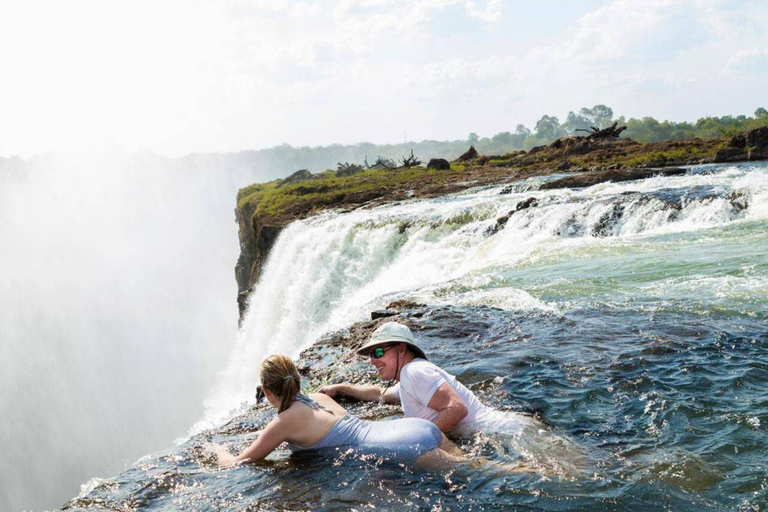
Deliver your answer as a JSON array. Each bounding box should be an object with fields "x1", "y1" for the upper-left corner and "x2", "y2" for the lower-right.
[{"x1": 318, "y1": 384, "x2": 344, "y2": 397}]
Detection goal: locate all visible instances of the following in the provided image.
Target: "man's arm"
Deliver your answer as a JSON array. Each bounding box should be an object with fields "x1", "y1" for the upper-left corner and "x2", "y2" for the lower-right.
[
  {"x1": 319, "y1": 383, "x2": 400, "y2": 403},
  {"x1": 427, "y1": 382, "x2": 468, "y2": 432}
]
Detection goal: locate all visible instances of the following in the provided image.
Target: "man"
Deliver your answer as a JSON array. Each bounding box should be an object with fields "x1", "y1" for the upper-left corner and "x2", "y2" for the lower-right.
[{"x1": 319, "y1": 321, "x2": 492, "y2": 433}]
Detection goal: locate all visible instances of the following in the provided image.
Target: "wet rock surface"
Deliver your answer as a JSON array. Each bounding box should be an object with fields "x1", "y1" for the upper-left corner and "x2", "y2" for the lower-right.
[{"x1": 539, "y1": 167, "x2": 687, "y2": 190}]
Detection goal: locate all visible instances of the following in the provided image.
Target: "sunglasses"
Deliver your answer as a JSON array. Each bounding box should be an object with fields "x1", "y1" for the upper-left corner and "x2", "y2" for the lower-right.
[{"x1": 370, "y1": 345, "x2": 395, "y2": 359}]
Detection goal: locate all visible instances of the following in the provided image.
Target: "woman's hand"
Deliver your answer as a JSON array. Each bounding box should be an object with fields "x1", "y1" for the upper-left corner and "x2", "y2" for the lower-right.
[{"x1": 204, "y1": 442, "x2": 239, "y2": 467}]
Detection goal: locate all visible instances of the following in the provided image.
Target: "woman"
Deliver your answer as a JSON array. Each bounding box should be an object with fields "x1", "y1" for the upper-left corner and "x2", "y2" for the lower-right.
[{"x1": 207, "y1": 354, "x2": 475, "y2": 471}]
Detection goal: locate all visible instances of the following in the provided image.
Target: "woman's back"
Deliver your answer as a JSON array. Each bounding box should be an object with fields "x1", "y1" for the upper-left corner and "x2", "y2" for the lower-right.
[{"x1": 279, "y1": 392, "x2": 348, "y2": 448}]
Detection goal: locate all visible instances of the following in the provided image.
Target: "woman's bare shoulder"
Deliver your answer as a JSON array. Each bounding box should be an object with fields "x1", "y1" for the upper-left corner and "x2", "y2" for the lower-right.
[{"x1": 308, "y1": 392, "x2": 348, "y2": 415}]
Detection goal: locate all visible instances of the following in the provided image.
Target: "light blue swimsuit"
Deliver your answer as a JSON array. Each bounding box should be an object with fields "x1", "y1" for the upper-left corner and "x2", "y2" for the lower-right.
[{"x1": 288, "y1": 394, "x2": 442, "y2": 465}]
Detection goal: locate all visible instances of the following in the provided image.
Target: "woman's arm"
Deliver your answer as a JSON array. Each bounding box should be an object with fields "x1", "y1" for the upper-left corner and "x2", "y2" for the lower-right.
[{"x1": 208, "y1": 418, "x2": 288, "y2": 466}]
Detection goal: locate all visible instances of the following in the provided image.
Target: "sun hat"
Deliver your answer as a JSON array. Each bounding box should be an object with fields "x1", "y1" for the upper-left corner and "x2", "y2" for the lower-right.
[{"x1": 356, "y1": 322, "x2": 428, "y2": 361}]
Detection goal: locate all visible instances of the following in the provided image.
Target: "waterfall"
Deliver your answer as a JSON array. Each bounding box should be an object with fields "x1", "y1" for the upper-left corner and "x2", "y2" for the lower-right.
[{"x1": 196, "y1": 163, "x2": 768, "y2": 431}]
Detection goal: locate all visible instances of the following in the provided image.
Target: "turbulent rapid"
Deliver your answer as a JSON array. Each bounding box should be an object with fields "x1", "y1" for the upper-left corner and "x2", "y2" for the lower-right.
[{"x1": 66, "y1": 162, "x2": 767, "y2": 512}]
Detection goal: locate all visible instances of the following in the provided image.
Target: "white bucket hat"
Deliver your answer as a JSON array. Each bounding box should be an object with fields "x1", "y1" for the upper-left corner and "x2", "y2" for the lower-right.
[{"x1": 357, "y1": 322, "x2": 428, "y2": 360}]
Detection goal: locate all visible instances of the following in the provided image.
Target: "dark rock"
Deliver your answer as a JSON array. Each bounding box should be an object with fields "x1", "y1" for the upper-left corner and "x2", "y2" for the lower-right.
[
  {"x1": 427, "y1": 158, "x2": 451, "y2": 170},
  {"x1": 726, "y1": 191, "x2": 749, "y2": 213},
  {"x1": 485, "y1": 210, "x2": 514, "y2": 236},
  {"x1": 549, "y1": 138, "x2": 567, "y2": 149},
  {"x1": 556, "y1": 214, "x2": 586, "y2": 238},
  {"x1": 277, "y1": 169, "x2": 314, "y2": 188},
  {"x1": 235, "y1": 217, "x2": 284, "y2": 322},
  {"x1": 236, "y1": 288, "x2": 252, "y2": 318},
  {"x1": 371, "y1": 310, "x2": 397, "y2": 320},
  {"x1": 715, "y1": 126, "x2": 768, "y2": 162},
  {"x1": 591, "y1": 203, "x2": 625, "y2": 237},
  {"x1": 730, "y1": 134, "x2": 747, "y2": 149},
  {"x1": 386, "y1": 299, "x2": 426, "y2": 310},
  {"x1": 528, "y1": 145, "x2": 547, "y2": 154},
  {"x1": 745, "y1": 126, "x2": 768, "y2": 156},
  {"x1": 456, "y1": 146, "x2": 478, "y2": 162},
  {"x1": 714, "y1": 147, "x2": 745, "y2": 163},
  {"x1": 336, "y1": 164, "x2": 364, "y2": 177},
  {"x1": 487, "y1": 197, "x2": 539, "y2": 236},
  {"x1": 515, "y1": 197, "x2": 539, "y2": 211},
  {"x1": 540, "y1": 167, "x2": 687, "y2": 190}
]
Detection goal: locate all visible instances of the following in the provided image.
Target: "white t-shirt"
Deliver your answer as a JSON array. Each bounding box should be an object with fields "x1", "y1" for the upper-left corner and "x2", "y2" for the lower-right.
[{"x1": 393, "y1": 358, "x2": 491, "y2": 429}]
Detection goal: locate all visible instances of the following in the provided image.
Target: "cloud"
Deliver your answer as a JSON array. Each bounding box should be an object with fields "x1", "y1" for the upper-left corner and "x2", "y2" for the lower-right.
[
  {"x1": 465, "y1": 0, "x2": 503, "y2": 25},
  {"x1": 728, "y1": 47, "x2": 768, "y2": 74},
  {"x1": 1, "y1": 0, "x2": 767, "y2": 156},
  {"x1": 561, "y1": 0, "x2": 716, "y2": 65}
]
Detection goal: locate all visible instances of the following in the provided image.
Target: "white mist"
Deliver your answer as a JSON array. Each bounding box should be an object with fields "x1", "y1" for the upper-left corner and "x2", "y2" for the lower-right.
[{"x1": 0, "y1": 149, "x2": 244, "y2": 511}]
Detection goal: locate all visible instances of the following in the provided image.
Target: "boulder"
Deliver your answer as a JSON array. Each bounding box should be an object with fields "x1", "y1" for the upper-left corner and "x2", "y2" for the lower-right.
[
  {"x1": 515, "y1": 197, "x2": 539, "y2": 211},
  {"x1": 371, "y1": 310, "x2": 397, "y2": 320},
  {"x1": 714, "y1": 126, "x2": 768, "y2": 162},
  {"x1": 427, "y1": 158, "x2": 451, "y2": 170},
  {"x1": 277, "y1": 169, "x2": 313, "y2": 188},
  {"x1": 455, "y1": 146, "x2": 478, "y2": 162}
]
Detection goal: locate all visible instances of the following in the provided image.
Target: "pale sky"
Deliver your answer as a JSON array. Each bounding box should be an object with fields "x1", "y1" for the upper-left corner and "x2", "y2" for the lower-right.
[{"x1": 1, "y1": 0, "x2": 766, "y2": 157}]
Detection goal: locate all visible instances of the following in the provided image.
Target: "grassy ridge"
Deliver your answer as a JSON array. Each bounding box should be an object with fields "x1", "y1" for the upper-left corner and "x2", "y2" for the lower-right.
[
  {"x1": 237, "y1": 166, "x2": 464, "y2": 218},
  {"x1": 237, "y1": 137, "x2": 726, "y2": 222}
]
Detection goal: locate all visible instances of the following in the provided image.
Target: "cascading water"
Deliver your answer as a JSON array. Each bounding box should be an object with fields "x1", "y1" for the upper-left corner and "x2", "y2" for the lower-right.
[{"x1": 199, "y1": 162, "x2": 767, "y2": 433}]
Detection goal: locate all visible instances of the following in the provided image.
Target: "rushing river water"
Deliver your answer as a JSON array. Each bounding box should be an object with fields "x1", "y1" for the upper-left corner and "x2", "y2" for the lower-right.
[{"x1": 63, "y1": 162, "x2": 767, "y2": 512}]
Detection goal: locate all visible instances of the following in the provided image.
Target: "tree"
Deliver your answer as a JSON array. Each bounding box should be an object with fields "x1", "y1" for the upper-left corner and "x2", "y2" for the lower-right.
[
  {"x1": 534, "y1": 115, "x2": 561, "y2": 140},
  {"x1": 468, "y1": 132, "x2": 479, "y2": 144},
  {"x1": 579, "y1": 105, "x2": 614, "y2": 128},
  {"x1": 515, "y1": 124, "x2": 531, "y2": 138},
  {"x1": 491, "y1": 131, "x2": 514, "y2": 145},
  {"x1": 562, "y1": 111, "x2": 591, "y2": 134},
  {"x1": 756, "y1": 107, "x2": 768, "y2": 119},
  {"x1": 509, "y1": 124, "x2": 531, "y2": 148}
]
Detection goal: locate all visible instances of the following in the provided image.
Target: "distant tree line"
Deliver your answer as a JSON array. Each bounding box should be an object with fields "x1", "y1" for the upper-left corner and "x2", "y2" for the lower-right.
[
  {"x1": 209, "y1": 105, "x2": 766, "y2": 179},
  {"x1": 472, "y1": 105, "x2": 768, "y2": 154},
  {"x1": 8, "y1": 106, "x2": 764, "y2": 183},
  {"x1": 0, "y1": 106, "x2": 724, "y2": 186}
]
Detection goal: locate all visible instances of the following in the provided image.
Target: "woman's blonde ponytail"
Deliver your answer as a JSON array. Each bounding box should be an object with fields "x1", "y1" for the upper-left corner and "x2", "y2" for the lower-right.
[{"x1": 259, "y1": 355, "x2": 301, "y2": 413}]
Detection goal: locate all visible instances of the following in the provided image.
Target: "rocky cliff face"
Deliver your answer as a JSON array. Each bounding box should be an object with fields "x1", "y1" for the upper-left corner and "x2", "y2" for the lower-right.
[{"x1": 234, "y1": 203, "x2": 285, "y2": 322}]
